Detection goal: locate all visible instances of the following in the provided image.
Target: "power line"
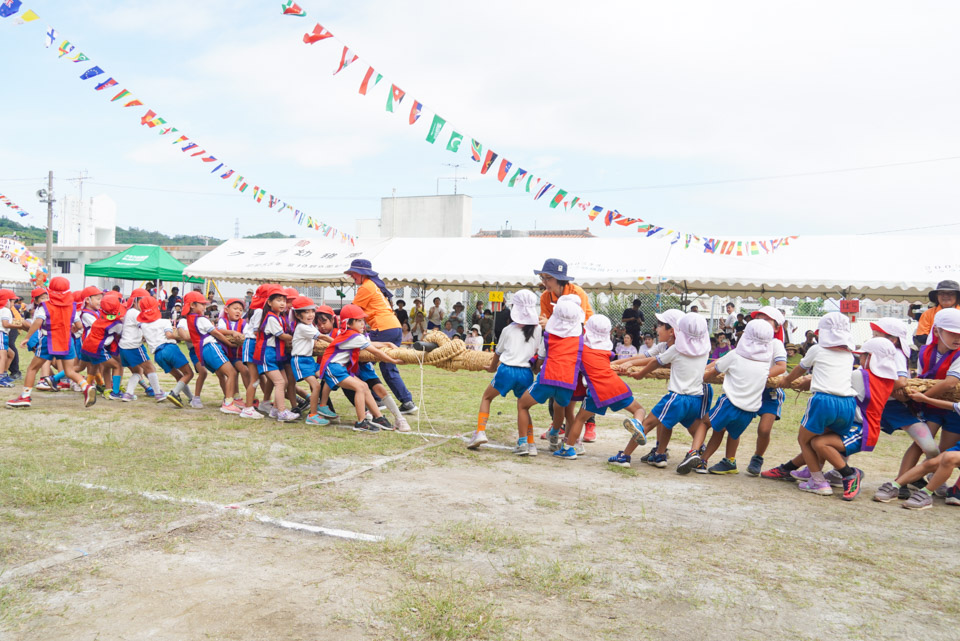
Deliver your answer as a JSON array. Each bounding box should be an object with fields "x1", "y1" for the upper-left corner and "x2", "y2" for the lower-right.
[{"x1": 857, "y1": 221, "x2": 960, "y2": 235}]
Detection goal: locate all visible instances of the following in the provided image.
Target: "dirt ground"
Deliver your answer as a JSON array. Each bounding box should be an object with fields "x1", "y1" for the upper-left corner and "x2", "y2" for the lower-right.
[{"x1": 5, "y1": 402, "x2": 960, "y2": 641}]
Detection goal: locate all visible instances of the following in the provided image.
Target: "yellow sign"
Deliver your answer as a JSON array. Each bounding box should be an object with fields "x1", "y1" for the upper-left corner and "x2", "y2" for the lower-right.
[{"x1": 488, "y1": 291, "x2": 504, "y2": 303}]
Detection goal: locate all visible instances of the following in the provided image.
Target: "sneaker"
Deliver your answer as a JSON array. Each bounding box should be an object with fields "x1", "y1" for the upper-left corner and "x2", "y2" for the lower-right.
[
  {"x1": 873, "y1": 482, "x2": 901, "y2": 503},
  {"x1": 121, "y1": 392, "x2": 137, "y2": 402},
  {"x1": 908, "y1": 478, "x2": 928, "y2": 491},
  {"x1": 513, "y1": 438, "x2": 530, "y2": 456},
  {"x1": 945, "y1": 486, "x2": 960, "y2": 506},
  {"x1": 648, "y1": 452, "x2": 668, "y2": 468},
  {"x1": 6, "y1": 394, "x2": 31, "y2": 408},
  {"x1": 71, "y1": 383, "x2": 84, "y2": 393},
  {"x1": 239, "y1": 406, "x2": 264, "y2": 420},
  {"x1": 166, "y1": 392, "x2": 184, "y2": 408},
  {"x1": 823, "y1": 469, "x2": 844, "y2": 488},
  {"x1": 83, "y1": 385, "x2": 97, "y2": 408},
  {"x1": 190, "y1": 397, "x2": 204, "y2": 409},
  {"x1": 466, "y1": 431, "x2": 489, "y2": 450},
  {"x1": 232, "y1": 399, "x2": 246, "y2": 409},
  {"x1": 607, "y1": 451, "x2": 631, "y2": 467},
  {"x1": 790, "y1": 467, "x2": 811, "y2": 481},
  {"x1": 798, "y1": 479, "x2": 833, "y2": 496},
  {"x1": 573, "y1": 439, "x2": 585, "y2": 456},
  {"x1": 395, "y1": 417, "x2": 411, "y2": 433},
  {"x1": 9, "y1": 372, "x2": 21, "y2": 381},
  {"x1": 0, "y1": 381, "x2": 12, "y2": 389},
  {"x1": 898, "y1": 485, "x2": 912, "y2": 500},
  {"x1": 548, "y1": 428, "x2": 561, "y2": 452},
  {"x1": 35, "y1": 380, "x2": 51, "y2": 392},
  {"x1": 841, "y1": 468, "x2": 864, "y2": 501},
  {"x1": 220, "y1": 401, "x2": 242, "y2": 415},
  {"x1": 527, "y1": 443, "x2": 538, "y2": 456},
  {"x1": 583, "y1": 421, "x2": 597, "y2": 443},
  {"x1": 258, "y1": 401, "x2": 274, "y2": 416},
  {"x1": 277, "y1": 410, "x2": 300, "y2": 423},
  {"x1": 305, "y1": 413, "x2": 329, "y2": 426},
  {"x1": 693, "y1": 460, "x2": 709, "y2": 474},
  {"x1": 154, "y1": 392, "x2": 168, "y2": 404},
  {"x1": 639, "y1": 446, "x2": 659, "y2": 463},
  {"x1": 552, "y1": 444, "x2": 577, "y2": 460},
  {"x1": 317, "y1": 406, "x2": 338, "y2": 419},
  {"x1": 746, "y1": 455, "x2": 764, "y2": 477},
  {"x1": 760, "y1": 465, "x2": 794, "y2": 481},
  {"x1": 96, "y1": 384, "x2": 106, "y2": 396},
  {"x1": 902, "y1": 489, "x2": 933, "y2": 510},
  {"x1": 676, "y1": 449, "x2": 702, "y2": 475},
  {"x1": 57, "y1": 380, "x2": 71, "y2": 390},
  {"x1": 144, "y1": 387, "x2": 156, "y2": 398},
  {"x1": 622, "y1": 419, "x2": 646, "y2": 445},
  {"x1": 398, "y1": 401, "x2": 418, "y2": 414},
  {"x1": 373, "y1": 416, "x2": 394, "y2": 431},
  {"x1": 44, "y1": 376, "x2": 60, "y2": 393},
  {"x1": 365, "y1": 411, "x2": 373, "y2": 422},
  {"x1": 268, "y1": 407, "x2": 279, "y2": 419},
  {"x1": 108, "y1": 391, "x2": 124, "y2": 401},
  {"x1": 353, "y1": 419, "x2": 381, "y2": 432},
  {"x1": 295, "y1": 398, "x2": 311, "y2": 416},
  {"x1": 541, "y1": 427, "x2": 565, "y2": 441},
  {"x1": 934, "y1": 483, "x2": 950, "y2": 498},
  {"x1": 709, "y1": 458, "x2": 738, "y2": 474}
]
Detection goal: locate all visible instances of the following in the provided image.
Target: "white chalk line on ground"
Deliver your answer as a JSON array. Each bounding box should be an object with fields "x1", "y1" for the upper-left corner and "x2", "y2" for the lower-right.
[{"x1": 2, "y1": 438, "x2": 448, "y2": 585}]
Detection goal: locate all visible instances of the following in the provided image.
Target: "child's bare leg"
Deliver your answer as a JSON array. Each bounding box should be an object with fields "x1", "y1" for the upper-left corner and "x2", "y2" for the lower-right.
[
  {"x1": 895, "y1": 455, "x2": 945, "y2": 487},
  {"x1": 754, "y1": 413, "x2": 775, "y2": 457},
  {"x1": 244, "y1": 363, "x2": 258, "y2": 406},
  {"x1": 702, "y1": 430, "x2": 725, "y2": 462},
  {"x1": 339, "y1": 377, "x2": 367, "y2": 421},
  {"x1": 517, "y1": 393, "x2": 537, "y2": 441},
  {"x1": 478, "y1": 385, "x2": 499, "y2": 416},
  {"x1": 307, "y1": 378, "x2": 320, "y2": 415},
  {"x1": 924, "y1": 451, "x2": 960, "y2": 490},
  {"x1": 812, "y1": 434, "x2": 846, "y2": 472},
  {"x1": 798, "y1": 427, "x2": 821, "y2": 473},
  {"x1": 689, "y1": 419, "x2": 708, "y2": 451},
  {"x1": 266, "y1": 370, "x2": 286, "y2": 411},
  {"x1": 564, "y1": 408, "x2": 594, "y2": 446},
  {"x1": 724, "y1": 435, "x2": 740, "y2": 460}
]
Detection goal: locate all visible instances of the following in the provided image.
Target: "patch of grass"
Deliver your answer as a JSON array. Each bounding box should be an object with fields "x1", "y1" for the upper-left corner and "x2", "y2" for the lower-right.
[
  {"x1": 605, "y1": 464, "x2": 639, "y2": 477},
  {"x1": 430, "y1": 520, "x2": 523, "y2": 554},
  {"x1": 383, "y1": 581, "x2": 506, "y2": 641},
  {"x1": 507, "y1": 557, "x2": 596, "y2": 598},
  {"x1": 0, "y1": 584, "x2": 39, "y2": 629},
  {"x1": 533, "y1": 497, "x2": 560, "y2": 509}
]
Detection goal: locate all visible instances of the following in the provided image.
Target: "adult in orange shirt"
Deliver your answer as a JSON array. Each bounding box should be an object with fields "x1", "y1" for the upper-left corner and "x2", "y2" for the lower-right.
[
  {"x1": 916, "y1": 280, "x2": 960, "y2": 346},
  {"x1": 345, "y1": 259, "x2": 416, "y2": 413},
  {"x1": 535, "y1": 258, "x2": 593, "y2": 325}
]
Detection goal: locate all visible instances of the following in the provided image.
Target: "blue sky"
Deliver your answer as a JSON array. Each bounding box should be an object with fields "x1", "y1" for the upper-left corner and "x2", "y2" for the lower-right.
[{"x1": 2, "y1": 0, "x2": 959, "y2": 242}]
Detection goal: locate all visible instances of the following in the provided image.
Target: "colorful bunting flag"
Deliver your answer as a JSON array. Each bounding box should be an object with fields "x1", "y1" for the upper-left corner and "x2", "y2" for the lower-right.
[
  {"x1": 282, "y1": 2, "x2": 307, "y2": 17},
  {"x1": 358, "y1": 67, "x2": 381, "y2": 95},
  {"x1": 79, "y1": 66, "x2": 104, "y2": 80},
  {"x1": 123, "y1": 99, "x2": 143, "y2": 107},
  {"x1": 508, "y1": 168, "x2": 527, "y2": 188},
  {"x1": 386, "y1": 84, "x2": 405, "y2": 112},
  {"x1": 446, "y1": 131, "x2": 463, "y2": 152},
  {"x1": 57, "y1": 40, "x2": 74, "y2": 58},
  {"x1": 95, "y1": 77, "x2": 117, "y2": 91},
  {"x1": 549, "y1": 189, "x2": 568, "y2": 209},
  {"x1": 408, "y1": 100, "x2": 422, "y2": 125},
  {"x1": 425, "y1": 114, "x2": 446, "y2": 144},
  {"x1": 110, "y1": 89, "x2": 130, "y2": 102},
  {"x1": 44, "y1": 27, "x2": 56, "y2": 48},
  {"x1": 69, "y1": 52, "x2": 89, "y2": 63},
  {"x1": 470, "y1": 139, "x2": 482, "y2": 162},
  {"x1": 334, "y1": 46, "x2": 358, "y2": 75},
  {"x1": 587, "y1": 206, "x2": 603, "y2": 221},
  {"x1": 480, "y1": 150, "x2": 498, "y2": 175},
  {"x1": 0, "y1": 193, "x2": 29, "y2": 217},
  {"x1": 15, "y1": 8, "x2": 37, "y2": 23},
  {"x1": 534, "y1": 183, "x2": 554, "y2": 201},
  {"x1": 497, "y1": 159, "x2": 512, "y2": 183},
  {"x1": 0, "y1": 0, "x2": 22, "y2": 19}
]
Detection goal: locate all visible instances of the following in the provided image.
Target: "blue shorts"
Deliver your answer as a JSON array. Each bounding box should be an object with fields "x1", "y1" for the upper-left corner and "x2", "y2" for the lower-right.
[
  {"x1": 119, "y1": 346, "x2": 149, "y2": 368},
  {"x1": 256, "y1": 346, "x2": 280, "y2": 374},
  {"x1": 945, "y1": 443, "x2": 960, "y2": 454},
  {"x1": 0, "y1": 332, "x2": 8, "y2": 351},
  {"x1": 526, "y1": 381, "x2": 574, "y2": 407},
  {"x1": 652, "y1": 385, "x2": 713, "y2": 430},
  {"x1": 584, "y1": 395, "x2": 633, "y2": 416},
  {"x1": 800, "y1": 392, "x2": 857, "y2": 436},
  {"x1": 925, "y1": 407, "x2": 960, "y2": 435},
  {"x1": 708, "y1": 394, "x2": 757, "y2": 440},
  {"x1": 27, "y1": 333, "x2": 39, "y2": 353},
  {"x1": 491, "y1": 365, "x2": 534, "y2": 399},
  {"x1": 73, "y1": 336, "x2": 82, "y2": 357},
  {"x1": 292, "y1": 355, "x2": 318, "y2": 381},
  {"x1": 758, "y1": 386, "x2": 785, "y2": 419},
  {"x1": 36, "y1": 336, "x2": 77, "y2": 361},
  {"x1": 79, "y1": 349, "x2": 108, "y2": 365},
  {"x1": 880, "y1": 400, "x2": 923, "y2": 434},
  {"x1": 241, "y1": 338, "x2": 256, "y2": 364},
  {"x1": 357, "y1": 362, "x2": 382, "y2": 384},
  {"x1": 200, "y1": 342, "x2": 230, "y2": 372},
  {"x1": 842, "y1": 423, "x2": 864, "y2": 456},
  {"x1": 154, "y1": 343, "x2": 189, "y2": 374},
  {"x1": 323, "y1": 362, "x2": 352, "y2": 390}
]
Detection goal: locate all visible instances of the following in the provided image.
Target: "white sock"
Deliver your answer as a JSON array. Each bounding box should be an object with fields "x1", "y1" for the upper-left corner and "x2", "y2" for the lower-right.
[
  {"x1": 183, "y1": 386, "x2": 194, "y2": 400},
  {"x1": 173, "y1": 381, "x2": 185, "y2": 395},
  {"x1": 907, "y1": 422, "x2": 939, "y2": 457},
  {"x1": 383, "y1": 395, "x2": 402, "y2": 423},
  {"x1": 139, "y1": 378, "x2": 150, "y2": 390},
  {"x1": 147, "y1": 373, "x2": 162, "y2": 395},
  {"x1": 252, "y1": 379, "x2": 260, "y2": 389},
  {"x1": 125, "y1": 374, "x2": 141, "y2": 395}
]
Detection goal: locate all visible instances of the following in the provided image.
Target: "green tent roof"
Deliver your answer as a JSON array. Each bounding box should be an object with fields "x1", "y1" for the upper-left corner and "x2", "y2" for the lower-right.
[{"x1": 84, "y1": 245, "x2": 203, "y2": 282}]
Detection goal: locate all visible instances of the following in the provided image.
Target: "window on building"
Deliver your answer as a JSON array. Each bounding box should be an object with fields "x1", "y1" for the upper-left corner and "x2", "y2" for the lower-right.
[{"x1": 55, "y1": 260, "x2": 71, "y2": 274}]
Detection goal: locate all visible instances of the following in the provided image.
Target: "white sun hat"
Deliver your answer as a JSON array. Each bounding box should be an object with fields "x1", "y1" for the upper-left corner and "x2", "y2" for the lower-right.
[
  {"x1": 869, "y1": 317, "x2": 912, "y2": 359},
  {"x1": 545, "y1": 294, "x2": 584, "y2": 338},
  {"x1": 817, "y1": 312, "x2": 855, "y2": 350},
  {"x1": 654, "y1": 309, "x2": 684, "y2": 329},
  {"x1": 509, "y1": 289, "x2": 540, "y2": 325},
  {"x1": 933, "y1": 307, "x2": 960, "y2": 334},
  {"x1": 855, "y1": 337, "x2": 899, "y2": 381},
  {"x1": 736, "y1": 319, "x2": 775, "y2": 362},
  {"x1": 751, "y1": 306, "x2": 785, "y2": 327},
  {"x1": 674, "y1": 312, "x2": 710, "y2": 357},
  {"x1": 584, "y1": 314, "x2": 613, "y2": 351}
]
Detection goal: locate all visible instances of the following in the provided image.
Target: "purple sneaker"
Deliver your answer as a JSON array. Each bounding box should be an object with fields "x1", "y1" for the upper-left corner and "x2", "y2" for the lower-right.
[
  {"x1": 824, "y1": 469, "x2": 844, "y2": 488},
  {"x1": 798, "y1": 479, "x2": 833, "y2": 496},
  {"x1": 790, "y1": 467, "x2": 811, "y2": 481}
]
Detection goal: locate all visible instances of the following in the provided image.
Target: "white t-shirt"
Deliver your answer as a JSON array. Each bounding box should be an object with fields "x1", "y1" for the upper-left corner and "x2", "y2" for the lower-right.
[
  {"x1": 80, "y1": 309, "x2": 98, "y2": 339},
  {"x1": 725, "y1": 313, "x2": 737, "y2": 332},
  {"x1": 850, "y1": 370, "x2": 868, "y2": 424},
  {"x1": 615, "y1": 344, "x2": 638, "y2": 360},
  {"x1": 243, "y1": 309, "x2": 262, "y2": 340},
  {"x1": 894, "y1": 351, "x2": 909, "y2": 379},
  {"x1": 497, "y1": 323, "x2": 541, "y2": 367},
  {"x1": 329, "y1": 334, "x2": 370, "y2": 366},
  {"x1": 799, "y1": 344, "x2": 856, "y2": 396},
  {"x1": 465, "y1": 335, "x2": 483, "y2": 351},
  {"x1": 33, "y1": 305, "x2": 47, "y2": 336},
  {"x1": 292, "y1": 323, "x2": 321, "y2": 357},
  {"x1": 657, "y1": 346, "x2": 709, "y2": 396},
  {"x1": 647, "y1": 341, "x2": 669, "y2": 359},
  {"x1": 118, "y1": 309, "x2": 143, "y2": 349},
  {"x1": 0, "y1": 308, "x2": 12, "y2": 335},
  {"x1": 260, "y1": 314, "x2": 285, "y2": 348},
  {"x1": 770, "y1": 339, "x2": 787, "y2": 366},
  {"x1": 178, "y1": 316, "x2": 217, "y2": 346},
  {"x1": 141, "y1": 318, "x2": 177, "y2": 354},
  {"x1": 428, "y1": 306, "x2": 445, "y2": 325},
  {"x1": 715, "y1": 351, "x2": 770, "y2": 412}
]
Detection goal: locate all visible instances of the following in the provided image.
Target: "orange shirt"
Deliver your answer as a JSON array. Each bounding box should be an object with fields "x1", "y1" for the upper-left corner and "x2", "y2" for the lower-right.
[
  {"x1": 352, "y1": 279, "x2": 401, "y2": 332},
  {"x1": 918, "y1": 304, "x2": 960, "y2": 337},
  {"x1": 540, "y1": 283, "x2": 593, "y2": 321}
]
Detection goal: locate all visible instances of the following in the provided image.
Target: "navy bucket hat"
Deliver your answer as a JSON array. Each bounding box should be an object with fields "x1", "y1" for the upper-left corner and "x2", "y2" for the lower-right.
[
  {"x1": 534, "y1": 258, "x2": 573, "y2": 282},
  {"x1": 344, "y1": 258, "x2": 379, "y2": 278}
]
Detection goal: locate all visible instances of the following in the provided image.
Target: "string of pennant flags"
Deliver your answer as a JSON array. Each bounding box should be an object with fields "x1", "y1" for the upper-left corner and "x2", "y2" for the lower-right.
[
  {"x1": 1, "y1": 0, "x2": 355, "y2": 245},
  {"x1": 298, "y1": 14, "x2": 799, "y2": 255},
  {"x1": 0, "y1": 194, "x2": 29, "y2": 218}
]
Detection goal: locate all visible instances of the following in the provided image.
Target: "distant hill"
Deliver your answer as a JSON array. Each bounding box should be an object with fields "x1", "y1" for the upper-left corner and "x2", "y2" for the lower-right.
[{"x1": 0, "y1": 217, "x2": 56, "y2": 245}]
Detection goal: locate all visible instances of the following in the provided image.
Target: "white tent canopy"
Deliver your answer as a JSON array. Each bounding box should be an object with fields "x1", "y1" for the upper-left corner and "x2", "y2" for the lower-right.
[
  {"x1": 0, "y1": 259, "x2": 35, "y2": 284},
  {"x1": 183, "y1": 235, "x2": 960, "y2": 301}
]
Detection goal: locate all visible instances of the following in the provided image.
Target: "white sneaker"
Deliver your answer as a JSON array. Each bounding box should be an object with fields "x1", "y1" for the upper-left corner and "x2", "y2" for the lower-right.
[
  {"x1": 269, "y1": 407, "x2": 279, "y2": 419},
  {"x1": 220, "y1": 401, "x2": 242, "y2": 415},
  {"x1": 276, "y1": 409, "x2": 299, "y2": 422},
  {"x1": 395, "y1": 417, "x2": 411, "y2": 433},
  {"x1": 239, "y1": 406, "x2": 263, "y2": 420},
  {"x1": 365, "y1": 411, "x2": 373, "y2": 421},
  {"x1": 190, "y1": 397, "x2": 203, "y2": 409},
  {"x1": 258, "y1": 401, "x2": 274, "y2": 416},
  {"x1": 155, "y1": 392, "x2": 168, "y2": 403},
  {"x1": 527, "y1": 443, "x2": 538, "y2": 457},
  {"x1": 71, "y1": 383, "x2": 83, "y2": 392},
  {"x1": 466, "y1": 430, "x2": 488, "y2": 450}
]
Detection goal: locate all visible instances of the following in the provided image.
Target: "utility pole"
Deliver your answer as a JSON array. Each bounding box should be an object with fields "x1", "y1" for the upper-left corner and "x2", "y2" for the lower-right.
[{"x1": 37, "y1": 172, "x2": 56, "y2": 266}]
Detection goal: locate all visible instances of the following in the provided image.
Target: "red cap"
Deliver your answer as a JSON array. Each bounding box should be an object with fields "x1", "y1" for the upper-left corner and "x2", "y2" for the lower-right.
[
  {"x1": 317, "y1": 304, "x2": 335, "y2": 317},
  {"x1": 339, "y1": 304, "x2": 366, "y2": 321},
  {"x1": 72, "y1": 291, "x2": 86, "y2": 303},
  {"x1": 283, "y1": 287, "x2": 299, "y2": 300},
  {"x1": 100, "y1": 295, "x2": 124, "y2": 317},
  {"x1": 80, "y1": 286, "x2": 102, "y2": 300},
  {"x1": 183, "y1": 291, "x2": 207, "y2": 308},
  {"x1": 225, "y1": 298, "x2": 244, "y2": 308},
  {"x1": 264, "y1": 285, "x2": 286, "y2": 300},
  {"x1": 0, "y1": 289, "x2": 16, "y2": 304},
  {"x1": 138, "y1": 295, "x2": 161, "y2": 323},
  {"x1": 130, "y1": 288, "x2": 150, "y2": 299},
  {"x1": 291, "y1": 295, "x2": 316, "y2": 311},
  {"x1": 31, "y1": 287, "x2": 46, "y2": 301},
  {"x1": 48, "y1": 276, "x2": 69, "y2": 293}
]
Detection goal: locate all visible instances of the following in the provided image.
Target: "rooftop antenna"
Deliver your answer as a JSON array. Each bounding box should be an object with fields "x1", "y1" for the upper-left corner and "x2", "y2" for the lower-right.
[
  {"x1": 67, "y1": 170, "x2": 92, "y2": 204},
  {"x1": 437, "y1": 163, "x2": 467, "y2": 195}
]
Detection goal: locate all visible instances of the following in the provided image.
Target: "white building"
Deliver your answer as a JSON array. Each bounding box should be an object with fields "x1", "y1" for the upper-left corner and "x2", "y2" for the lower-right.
[
  {"x1": 57, "y1": 194, "x2": 116, "y2": 247},
  {"x1": 357, "y1": 195, "x2": 472, "y2": 239}
]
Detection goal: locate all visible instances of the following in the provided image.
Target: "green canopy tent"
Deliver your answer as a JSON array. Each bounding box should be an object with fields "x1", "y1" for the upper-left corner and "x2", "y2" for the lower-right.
[{"x1": 83, "y1": 245, "x2": 203, "y2": 284}]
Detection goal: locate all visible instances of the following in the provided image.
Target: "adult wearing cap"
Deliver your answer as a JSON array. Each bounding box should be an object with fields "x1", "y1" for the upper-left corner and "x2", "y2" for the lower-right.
[
  {"x1": 345, "y1": 259, "x2": 416, "y2": 413},
  {"x1": 535, "y1": 258, "x2": 593, "y2": 325},
  {"x1": 915, "y1": 279, "x2": 960, "y2": 346}
]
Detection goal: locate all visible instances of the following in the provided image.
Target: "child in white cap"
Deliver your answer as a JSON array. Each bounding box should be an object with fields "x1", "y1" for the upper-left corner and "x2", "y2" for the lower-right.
[
  {"x1": 764, "y1": 312, "x2": 856, "y2": 488},
  {"x1": 609, "y1": 311, "x2": 711, "y2": 471},
  {"x1": 515, "y1": 295, "x2": 584, "y2": 456},
  {"x1": 744, "y1": 306, "x2": 790, "y2": 476},
  {"x1": 466, "y1": 290, "x2": 542, "y2": 451},
  {"x1": 696, "y1": 319, "x2": 775, "y2": 475},
  {"x1": 896, "y1": 391, "x2": 960, "y2": 509},
  {"x1": 552, "y1": 314, "x2": 646, "y2": 460}
]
